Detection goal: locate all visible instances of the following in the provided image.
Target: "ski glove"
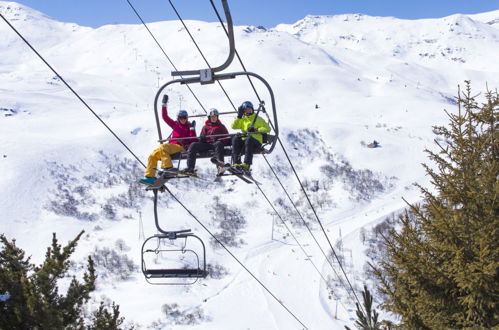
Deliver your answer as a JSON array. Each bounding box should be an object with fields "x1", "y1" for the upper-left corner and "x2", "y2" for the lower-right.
[
  {"x1": 237, "y1": 105, "x2": 245, "y2": 118},
  {"x1": 190, "y1": 120, "x2": 196, "y2": 128},
  {"x1": 162, "y1": 95, "x2": 168, "y2": 106}
]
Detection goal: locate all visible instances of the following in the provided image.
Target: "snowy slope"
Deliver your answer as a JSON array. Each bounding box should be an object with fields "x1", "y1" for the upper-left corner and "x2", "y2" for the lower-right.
[{"x1": 1, "y1": 2, "x2": 498, "y2": 329}]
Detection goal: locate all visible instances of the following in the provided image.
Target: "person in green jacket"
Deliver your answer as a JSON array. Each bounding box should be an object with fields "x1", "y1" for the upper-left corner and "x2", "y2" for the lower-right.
[{"x1": 231, "y1": 101, "x2": 271, "y2": 174}]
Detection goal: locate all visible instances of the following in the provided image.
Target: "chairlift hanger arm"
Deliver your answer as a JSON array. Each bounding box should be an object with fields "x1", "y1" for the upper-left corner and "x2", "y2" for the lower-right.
[{"x1": 171, "y1": 0, "x2": 235, "y2": 77}]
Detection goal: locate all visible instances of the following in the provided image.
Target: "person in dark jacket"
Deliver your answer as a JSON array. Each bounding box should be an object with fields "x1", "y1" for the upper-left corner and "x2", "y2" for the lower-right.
[
  {"x1": 140, "y1": 95, "x2": 196, "y2": 185},
  {"x1": 183, "y1": 108, "x2": 230, "y2": 173}
]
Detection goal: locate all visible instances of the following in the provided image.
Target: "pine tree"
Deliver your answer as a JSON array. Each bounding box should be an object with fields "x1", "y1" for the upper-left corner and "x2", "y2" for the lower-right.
[
  {"x1": 345, "y1": 285, "x2": 386, "y2": 330},
  {"x1": 0, "y1": 231, "x2": 128, "y2": 329},
  {"x1": 371, "y1": 82, "x2": 498, "y2": 328},
  {"x1": 91, "y1": 301, "x2": 125, "y2": 329}
]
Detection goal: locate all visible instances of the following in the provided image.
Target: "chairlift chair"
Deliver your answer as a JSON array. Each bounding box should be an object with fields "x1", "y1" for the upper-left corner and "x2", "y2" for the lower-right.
[
  {"x1": 141, "y1": 190, "x2": 208, "y2": 284},
  {"x1": 141, "y1": 229, "x2": 207, "y2": 285}
]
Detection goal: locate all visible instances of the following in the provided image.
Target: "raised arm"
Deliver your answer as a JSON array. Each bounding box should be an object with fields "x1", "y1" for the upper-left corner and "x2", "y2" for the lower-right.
[
  {"x1": 162, "y1": 105, "x2": 176, "y2": 129},
  {"x1": 161, "y1": 95, "x2": 176, "y2": 129}
]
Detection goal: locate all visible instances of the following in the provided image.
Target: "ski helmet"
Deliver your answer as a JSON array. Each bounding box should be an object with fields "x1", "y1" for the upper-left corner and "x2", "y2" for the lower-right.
[
  {"x1": 241, "y1": 101, "x2": 253, "y2": 109},
  {"x1": 209, "y1": 108, "x2": 219, "y2": 116},
  {"x1": 177, "y1": 110, "x2": 188, "y2": 118}
]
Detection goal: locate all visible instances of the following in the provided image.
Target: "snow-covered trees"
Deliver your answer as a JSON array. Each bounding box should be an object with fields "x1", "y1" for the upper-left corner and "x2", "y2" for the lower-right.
[{"x1": 209, "y1": 196, "x2": 247, "y2": 248}]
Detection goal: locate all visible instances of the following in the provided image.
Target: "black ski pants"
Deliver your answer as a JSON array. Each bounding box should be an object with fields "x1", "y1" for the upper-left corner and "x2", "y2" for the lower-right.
[
  {"x1": 231, "y1": 135, "x2": 261, "y2": 165},
  {"x1": 186, "y1": 141, "x2": 225, "y2": 170}
]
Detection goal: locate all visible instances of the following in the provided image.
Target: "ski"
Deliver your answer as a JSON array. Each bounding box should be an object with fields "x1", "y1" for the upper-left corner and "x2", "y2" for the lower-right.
[
  {"x1": 176, "y1": 169, "x2": 206, "y2": 180},
  {"x1": 229, "y1": 165, "x2": 261, "y2": 185},
  {"x1": 239, "y1": 169, "x2": 261, "y2": 185},
  {"x1": 210, "y1": 158, "x2": 259, "y2": 184},
  {"x1": 211, "y1": 158, "x2": 249, "y2": 183},
  {"x1": 143, "y1": 169, "x2": 204, "y2": 191},
  {"x1": 226, "y1": 166, "x2": 254, "y2": 184}
]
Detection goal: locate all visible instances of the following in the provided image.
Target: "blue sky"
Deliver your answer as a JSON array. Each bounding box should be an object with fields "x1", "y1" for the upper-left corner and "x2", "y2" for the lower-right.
[{"x1": 13, "y1": 0, "x2": 499, "y2": 28}]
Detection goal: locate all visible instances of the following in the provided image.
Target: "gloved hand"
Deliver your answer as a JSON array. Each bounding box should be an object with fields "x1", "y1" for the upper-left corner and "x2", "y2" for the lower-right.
[
  {"x1": 190, "y1": 120, "x2": 196, "y2": 128},
  {"x1": 162, "y1": 95, "x2": 168, "y2": 106},
  {"x1": 199, "y1": 134, "x2": 207, "y2": 142},
  {"x1": 237, "y1": 105, "x2": 244, "y2": 119},
  {"x1": 248, "y1": 127, "x2": 257, "y2": 132}
]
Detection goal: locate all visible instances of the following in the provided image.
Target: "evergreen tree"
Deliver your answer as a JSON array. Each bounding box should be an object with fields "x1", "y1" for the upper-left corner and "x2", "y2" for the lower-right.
[
  {"x1": 0, "y1": 231, "x2": 128, "y2": 329},
  {"x1": 91, "y1": 301, "x2": 125, "y2": 329},
  {"x1": 371, "y1": 82, "x2": 498, "y2": 328},
  {"x1": 345, "y1": 285, "x2": 386, "y2": 330}
]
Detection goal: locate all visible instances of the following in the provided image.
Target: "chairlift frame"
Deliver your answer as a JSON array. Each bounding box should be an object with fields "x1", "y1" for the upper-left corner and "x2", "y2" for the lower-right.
[{"x1": 141, "y1": 190, "x2": 208, "y2": 284}]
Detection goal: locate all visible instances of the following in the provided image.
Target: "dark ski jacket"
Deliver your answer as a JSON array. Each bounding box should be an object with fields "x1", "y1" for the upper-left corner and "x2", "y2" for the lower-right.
[
  {"x1": 162, "y1": 106, "x2": 197, "y2": 148},
  {"x1": 200, "y1": 119, "x2": 230, "y2": 145}
]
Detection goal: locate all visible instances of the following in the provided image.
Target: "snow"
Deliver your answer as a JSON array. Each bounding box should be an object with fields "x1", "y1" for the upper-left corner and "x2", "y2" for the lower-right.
[{"x1": 1, "y1": 1, "x2": 498, "y2": 328}]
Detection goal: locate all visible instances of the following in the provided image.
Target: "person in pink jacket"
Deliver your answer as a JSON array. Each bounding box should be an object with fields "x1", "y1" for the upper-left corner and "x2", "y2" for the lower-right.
[{"x1": 140, "y1": 95, "x2": 196, "y2": 185}]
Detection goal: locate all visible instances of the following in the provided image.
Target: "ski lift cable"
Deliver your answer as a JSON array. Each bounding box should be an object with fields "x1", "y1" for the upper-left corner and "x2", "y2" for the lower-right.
[
  {"x1": 259, "y1": 111, "x2": 355, "y2": 301},
  {"x1": 260, "y1": 109, "x2": 364, "y2": 310},
  {"x1": 208, "y1": 1, "x2": 364, "y2": 311},
  {"x1": 253, "y1": 179, "x2": 349, "y2": 308},
  {"x1": 261, "y1": 155, "x2": 351, "y2": 302},
  {"x1": 167, "y1": 0, "x2": 237, "y2": 111},
  {"x1": 125, "y1": 0, "x2": 208, "y2": 114},
  {"x1": 0, "y1": 12, "x2": 146, "y2": 169},
  {"x1": 208, "y1": 0, "x2": 262, "y2": 102},
  {"x1": 261, "y1": 154, "x2": 340, "y2": 276},
  {"x1": 167, "y1": 0, "x2": 213, "y2": 71},
  {"x1": 275, "y1": 135, "x2": 364, "y2": 310},
  {"x1": 164, "y1": 186, "x2": 309, "y2": 329}
]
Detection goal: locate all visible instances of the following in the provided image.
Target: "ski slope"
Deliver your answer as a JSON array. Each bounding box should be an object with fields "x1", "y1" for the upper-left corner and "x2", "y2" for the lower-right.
[{"x1": 1, "y1": 1, "x2": 498, "y2": 328}]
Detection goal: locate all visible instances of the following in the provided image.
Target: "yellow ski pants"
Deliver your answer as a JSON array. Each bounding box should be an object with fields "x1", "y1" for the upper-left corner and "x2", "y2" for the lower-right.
[{"x1": 145, "y1": 143, "x2": 184, "y2": 177}]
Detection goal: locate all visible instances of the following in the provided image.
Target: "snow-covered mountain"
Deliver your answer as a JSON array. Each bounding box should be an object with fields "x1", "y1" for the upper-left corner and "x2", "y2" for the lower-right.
[{"x1": 1, "y1": 1, "x2": 498, "y2": 328}]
